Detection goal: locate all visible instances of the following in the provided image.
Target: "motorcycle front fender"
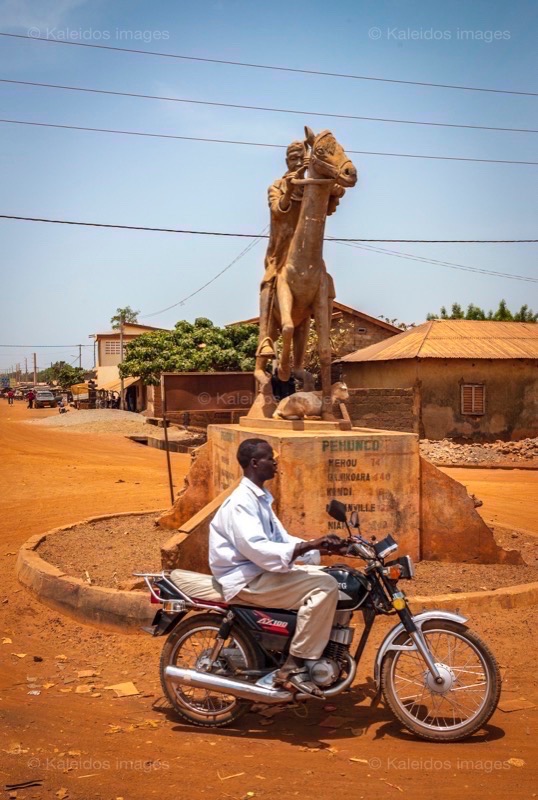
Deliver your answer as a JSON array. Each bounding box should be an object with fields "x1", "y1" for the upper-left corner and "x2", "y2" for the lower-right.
[{"x1": 373, "y1": 609, "x2": 468, "y2": 690}]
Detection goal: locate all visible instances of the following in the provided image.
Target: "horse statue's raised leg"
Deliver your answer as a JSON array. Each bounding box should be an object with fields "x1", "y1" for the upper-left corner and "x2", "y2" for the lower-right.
[{"x1": 313, "y1": 276, "x2": 335, "y2": 420}]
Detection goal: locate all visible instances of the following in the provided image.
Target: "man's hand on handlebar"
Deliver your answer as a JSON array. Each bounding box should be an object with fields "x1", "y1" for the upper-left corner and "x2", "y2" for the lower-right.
[
  {"x1": 293, "y1": 534, "x2": 347, "y2": 561},
  {"x1": 317, "y1": 534, "x2": 349, "y2": 555}
]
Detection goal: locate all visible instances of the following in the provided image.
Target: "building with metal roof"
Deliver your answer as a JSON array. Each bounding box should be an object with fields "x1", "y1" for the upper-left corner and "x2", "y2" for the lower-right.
[
  {"x1": 228, "y1": 301, "x2": 401, "y2": 360},
  {"x1": 337, "y1": 320, "x2": 538, "y2": 441}
]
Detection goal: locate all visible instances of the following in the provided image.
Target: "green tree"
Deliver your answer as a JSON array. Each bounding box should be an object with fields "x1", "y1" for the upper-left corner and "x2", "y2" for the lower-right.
[
  {"x1": 427, "y1": 300, "x2": 536, "y2": 322},
  {"x1": 302, "y1": 317, "x2": 356, "y2": 378},
  {"x1": 38, "y1": 361, "x2": 86, "y2": 388},
  {"x1": 491, "y1": 299, "x2": 513, "y2": 321},
  {"x1": 513, "y1": 304, "x2": 538, "y2": 322},
  {"x1": 464, "y1": 303, "x2": 487, "y2": 320},
  {"x1": 119, "y1": 318, "x2": 259, "y2": 384},
  {"x1": 110, "y1": 306, "x2": 140, "y2": 329}
]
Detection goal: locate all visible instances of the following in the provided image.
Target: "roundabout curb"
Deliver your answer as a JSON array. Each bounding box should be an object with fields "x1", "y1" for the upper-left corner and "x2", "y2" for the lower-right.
[
  {"x1": 16, "y1": 511, "x2": 160, "y2": 633},
  {"x1": 16, "y1": 514, "x2": 538, "y2": 634}
]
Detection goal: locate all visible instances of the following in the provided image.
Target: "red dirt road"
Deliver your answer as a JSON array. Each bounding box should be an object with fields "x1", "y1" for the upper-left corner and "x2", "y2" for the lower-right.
[{"x1": 1, "y1": 401, "x2": 537, "y2": 800}]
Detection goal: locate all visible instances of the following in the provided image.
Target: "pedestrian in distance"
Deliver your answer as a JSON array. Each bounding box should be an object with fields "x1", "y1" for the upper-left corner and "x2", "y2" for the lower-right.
[
  {"x1": 7, "y1": 389, "x2": 14, "y2": 405},
  {"x1": 26, "y1": 389, "x2": 35, "y2": 409}
]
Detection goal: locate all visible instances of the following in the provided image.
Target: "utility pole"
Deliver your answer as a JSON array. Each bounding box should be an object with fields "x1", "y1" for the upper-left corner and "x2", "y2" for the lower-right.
[
  {"x1": 78, "y1": 345, "x2": 82, "y2": 369},
  {"x1": 25, "y1": 357, "x2": 28, "y2": 381},
  {"x1": 89, "y1": 335, "x2": 96, "y2": 370},
  {"x1": 119, "y1": 313, "x2": 125, "y2": 411},
  {"x1": 33, "y1": 353, "x2": 37, "y2": 386}
]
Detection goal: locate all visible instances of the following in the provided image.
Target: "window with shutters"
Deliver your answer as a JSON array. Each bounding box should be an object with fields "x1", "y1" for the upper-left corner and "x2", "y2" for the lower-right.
[
  {"x1": 461, "y1": 384, "x2": 485, "y2": 415},
  {"x1": 104, "y1": 340, "x2": 121, "y2": 355}
]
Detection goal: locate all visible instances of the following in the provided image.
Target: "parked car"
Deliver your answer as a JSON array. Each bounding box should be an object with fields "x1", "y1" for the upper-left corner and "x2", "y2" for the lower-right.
[{"x1": 34, "y1": 390, "x2": 57, "y2": 408}]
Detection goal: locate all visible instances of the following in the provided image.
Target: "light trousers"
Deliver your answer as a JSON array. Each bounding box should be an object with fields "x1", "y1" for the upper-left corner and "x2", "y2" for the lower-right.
[{"x1": 235, "y1": 565, "x2": 339, "y2": 660}]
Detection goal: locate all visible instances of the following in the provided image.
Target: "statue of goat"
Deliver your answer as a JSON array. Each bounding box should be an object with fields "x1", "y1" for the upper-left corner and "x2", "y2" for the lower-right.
[{"x1": 273, "y1": 381, "x2": 350, "y2": 420}]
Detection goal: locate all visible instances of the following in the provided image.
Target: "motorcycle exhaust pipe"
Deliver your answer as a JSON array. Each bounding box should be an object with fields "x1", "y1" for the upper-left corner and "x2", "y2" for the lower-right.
[{"x1": 164, "y1": 666, "x2": 294, "y2": 704}]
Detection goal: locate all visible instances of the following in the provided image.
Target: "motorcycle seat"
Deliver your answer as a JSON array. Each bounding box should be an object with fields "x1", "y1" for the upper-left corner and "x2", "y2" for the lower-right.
[{"x1": 170, "y1": 569, "x2": 226, "y2": 604}]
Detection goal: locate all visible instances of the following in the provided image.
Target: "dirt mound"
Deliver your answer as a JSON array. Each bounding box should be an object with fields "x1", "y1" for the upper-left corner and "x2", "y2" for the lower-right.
[
  {"x1": 420, "y1": 437, "x2": 538, "y2": 467},
  {"x1": 23, "y1": 409, "x2": 205, "y2": 443},
  {"x1": 37, "y1": 514, "x2": 538, "y2": 593}
]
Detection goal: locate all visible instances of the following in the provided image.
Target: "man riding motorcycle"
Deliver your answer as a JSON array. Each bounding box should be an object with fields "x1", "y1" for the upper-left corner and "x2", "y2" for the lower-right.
[{"x1": 209, "y1": 437, "x2": 347, "y2": 696}]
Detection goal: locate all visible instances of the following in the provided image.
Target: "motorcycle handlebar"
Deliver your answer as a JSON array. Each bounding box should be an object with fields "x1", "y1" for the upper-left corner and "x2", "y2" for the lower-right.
[{"x1": 346, "y1": 541, "x2": 375, "y2": 560}]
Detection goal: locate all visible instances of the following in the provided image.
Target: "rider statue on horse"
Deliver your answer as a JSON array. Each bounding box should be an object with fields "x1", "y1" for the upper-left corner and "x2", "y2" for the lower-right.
[{"x1": 252, "y1": 127, "x2": 358, "y2": 420}]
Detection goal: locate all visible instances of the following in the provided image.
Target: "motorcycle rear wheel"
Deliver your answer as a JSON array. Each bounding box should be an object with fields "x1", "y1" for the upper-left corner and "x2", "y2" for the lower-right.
[
  {"x1": 381, "y1": 620, "x2": 500, "y2": 741},
  {"x1": 160, "y1": 613, "x2": 262, "y2": 727}
]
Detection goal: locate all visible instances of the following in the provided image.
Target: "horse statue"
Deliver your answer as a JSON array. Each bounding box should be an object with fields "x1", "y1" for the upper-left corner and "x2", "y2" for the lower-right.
[{"x1": 252, "y1": 126, "x2": 357, "y2": 420}]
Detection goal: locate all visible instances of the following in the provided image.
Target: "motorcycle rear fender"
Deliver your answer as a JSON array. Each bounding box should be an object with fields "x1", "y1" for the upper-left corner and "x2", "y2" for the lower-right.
[
  {"x1": 143, "y1": 608, "x2": 189, "y2": 637},
  {"x1": 373, "y1": 610, "x2": 468, "y2": 689}
]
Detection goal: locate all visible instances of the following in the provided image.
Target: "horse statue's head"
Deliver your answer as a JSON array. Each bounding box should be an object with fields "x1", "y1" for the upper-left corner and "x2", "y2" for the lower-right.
[{"x1": 304, "y1": 127, "x2": 358, "y2": 188}]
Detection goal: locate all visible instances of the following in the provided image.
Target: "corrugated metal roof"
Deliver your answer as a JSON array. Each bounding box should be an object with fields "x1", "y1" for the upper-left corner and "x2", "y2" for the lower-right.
[{"x1": 338, "y1": 320, "x2": 538, "y2": 362}]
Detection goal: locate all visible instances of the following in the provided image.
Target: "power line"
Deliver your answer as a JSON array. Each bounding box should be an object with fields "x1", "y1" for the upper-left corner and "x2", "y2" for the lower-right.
[
  {"x1": 1, "y1": 32, "x2": 536, "y2": 98},
  {"x1": 2, "y1": 118, "x2": 537, "y2": 166},
  {"x1": 142, "y1": 232, "x2": 537, "y2": 319},
  {"x1": 140, "y1": 227, "x2": 268, "y2": 318},
  {"x1": 334, "y1": 241, "x2": 538, "y2": 283},
  {"x1": 1, "y1": 215, "x2": 536, "y2": 243},
  {"x1": 0, "y1": 343, "x2": 93, "y2": 348},
  {"x1": 3, "y1": 78, "x2": 537, "y2": 134}
]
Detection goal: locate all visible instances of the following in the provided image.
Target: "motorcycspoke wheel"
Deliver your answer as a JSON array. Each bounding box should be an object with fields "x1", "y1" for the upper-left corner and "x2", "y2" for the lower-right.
[
  {"x1": 381, "y1": 620, "x2": 500, "y2": 741},
  {"x1": 160, "y1": 613, "x2": 261, "y2": 727}
]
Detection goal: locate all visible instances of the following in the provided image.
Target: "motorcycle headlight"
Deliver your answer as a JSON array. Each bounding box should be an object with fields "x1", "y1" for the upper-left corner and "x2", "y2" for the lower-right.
[{"x1": 373, "y1": 535, "x2": 398, "y2": 560}]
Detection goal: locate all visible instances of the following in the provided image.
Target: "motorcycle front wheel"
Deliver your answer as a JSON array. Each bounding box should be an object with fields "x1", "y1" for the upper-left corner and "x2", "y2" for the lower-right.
[
  {"x1": 160, "y1": 613, "x2": 262, "y2": 727},
  {"x1": 381, "y1": 620, "x2": 501, "y2": 741}
]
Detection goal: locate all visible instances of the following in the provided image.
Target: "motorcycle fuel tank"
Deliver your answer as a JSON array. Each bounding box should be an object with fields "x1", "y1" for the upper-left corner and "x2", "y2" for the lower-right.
[{"x1": 324, "y1": 566, "x2": 371, "y2": 610}]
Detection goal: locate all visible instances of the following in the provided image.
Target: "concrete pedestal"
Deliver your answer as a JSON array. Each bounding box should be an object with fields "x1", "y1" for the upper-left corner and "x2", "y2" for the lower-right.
[
  {"x1": 159, "y1": 423, "x2": 521, "y2": 572},
  {"x1": 210, "y1": 423, "x2": 420, "y2": 560}
]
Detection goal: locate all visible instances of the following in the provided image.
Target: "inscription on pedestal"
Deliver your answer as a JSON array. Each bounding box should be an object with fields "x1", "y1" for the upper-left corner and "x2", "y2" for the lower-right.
[
  {"x1": 322, "y1": 437, "x2": 396, "y2": 535},
  {"x1": 208, "y1": 425, "x2": 420, "y2": 560}
]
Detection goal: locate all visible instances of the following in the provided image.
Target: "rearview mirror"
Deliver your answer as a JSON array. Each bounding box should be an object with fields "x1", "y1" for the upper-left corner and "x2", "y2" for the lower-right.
[
  {"x1": 327, "y1": 500, "x2": 347, "y2": 523},
  {"x1": 349, "y1": 511, "x2": 360, "y2": 528}
]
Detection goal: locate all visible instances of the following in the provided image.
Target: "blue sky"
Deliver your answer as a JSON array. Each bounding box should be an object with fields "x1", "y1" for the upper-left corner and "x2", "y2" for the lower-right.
[{"x1": 0, "y1": 0, "x2": 536, "y2": 370}]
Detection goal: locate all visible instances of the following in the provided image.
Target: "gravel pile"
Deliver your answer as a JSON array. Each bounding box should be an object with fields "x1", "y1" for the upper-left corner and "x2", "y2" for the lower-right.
[
  {"x1": 420, "y1": 437, "x2": 538, "y2": 466},
  {"x1": 24, "y1": 409, "x2": 206, "y2": 442},
  {"x1": 26, "y1": 409, "x2": 142, "y2": 427}
]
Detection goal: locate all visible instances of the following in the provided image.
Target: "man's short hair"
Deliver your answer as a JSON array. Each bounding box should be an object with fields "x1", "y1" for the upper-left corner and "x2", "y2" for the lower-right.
[{"x1": 237, "y1": 438, "x2": 271, "y2": 469}]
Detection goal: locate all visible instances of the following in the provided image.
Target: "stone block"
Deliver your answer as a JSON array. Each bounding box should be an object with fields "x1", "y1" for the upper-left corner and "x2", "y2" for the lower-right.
[
  {"x1": 208, "y1": 423, "x2": 421, "y2": 559},
  {"x1": 420, "y1": 457, "x2": 522, "y2": 564},
  {"x1": 157, "y1": 442, "x2": 212, "y2": 530}
]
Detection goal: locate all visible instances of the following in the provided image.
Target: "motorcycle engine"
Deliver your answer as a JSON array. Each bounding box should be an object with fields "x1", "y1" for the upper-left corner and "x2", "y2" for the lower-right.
[{"x1": 307, "y1": 657, "x2": 341, "y2": 687}]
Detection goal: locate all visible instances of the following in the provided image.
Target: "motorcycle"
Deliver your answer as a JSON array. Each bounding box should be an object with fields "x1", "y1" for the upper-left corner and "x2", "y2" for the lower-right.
[{"x1": 137, "y1": 499, "x2": 500, "y2": 742}]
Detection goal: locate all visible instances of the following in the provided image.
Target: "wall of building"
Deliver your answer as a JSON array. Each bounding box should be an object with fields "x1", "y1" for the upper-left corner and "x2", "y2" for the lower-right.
[
  {"x1": 419, "y1": 359, "x2": 537, "y2": 441},
  {"x1": 96, "y1": 365, "x2": 119, "y2": 386},
  {"x1": 342, "y1": 358, "x2": 537, "y2": 441},
  {"x1": 342, "y1": 359, "x2": 419, "y2": 389},
  {"x1": 145, "y1": 385, "x2": 240, "y2": 428},
  {"x1": 347, "y1": 388, "x2": 419, "y2": 434},
  {"x1": 97, "y1": 335, "x2": 140, "y2": 368},
  {"x1": 336, "y1": 311, "x2": 398, "y2": 356}
]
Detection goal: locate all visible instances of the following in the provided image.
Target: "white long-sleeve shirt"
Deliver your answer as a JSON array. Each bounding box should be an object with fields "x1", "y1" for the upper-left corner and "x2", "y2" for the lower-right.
[{"x1": 209, "y1": 477, "x2": 320, "y2": 601}]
